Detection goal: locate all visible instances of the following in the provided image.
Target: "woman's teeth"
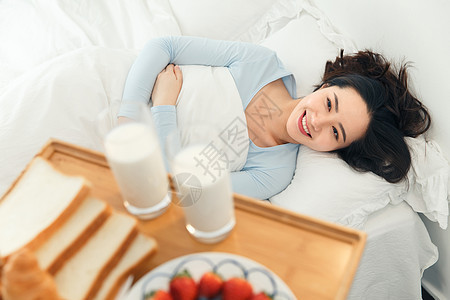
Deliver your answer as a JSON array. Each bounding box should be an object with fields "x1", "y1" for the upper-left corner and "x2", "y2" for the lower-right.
[{"x1": 302, "y1": 114, "x2": 310, "y2": 135}]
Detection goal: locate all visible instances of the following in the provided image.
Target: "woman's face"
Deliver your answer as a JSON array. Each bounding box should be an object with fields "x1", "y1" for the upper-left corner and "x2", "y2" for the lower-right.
[{"x1": 286, "y1": 85, "x2": 370, "y2": 151}]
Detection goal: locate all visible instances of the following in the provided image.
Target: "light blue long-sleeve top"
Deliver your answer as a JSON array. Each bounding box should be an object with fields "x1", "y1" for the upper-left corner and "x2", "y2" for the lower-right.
[{"x1": 118, "y1": 36, "x2": 300, "y2": 200}]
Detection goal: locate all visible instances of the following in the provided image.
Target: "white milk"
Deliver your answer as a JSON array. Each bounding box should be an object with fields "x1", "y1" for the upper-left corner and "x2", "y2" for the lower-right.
[
  {"x1": 104, "y1": 123, "x2": 168, "y2": 209},
  {"x1": 172, "y1": 144, "x2": 234, "y2": 234}
]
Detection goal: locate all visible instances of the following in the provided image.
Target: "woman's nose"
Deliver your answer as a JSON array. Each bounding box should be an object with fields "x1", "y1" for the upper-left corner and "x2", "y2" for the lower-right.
[
  {"x1": 310, "y1": 112, "x2": 333, "y2": 132},
  {"x1": 309, "y1": 113, "x2": 325, "y2": 132}
]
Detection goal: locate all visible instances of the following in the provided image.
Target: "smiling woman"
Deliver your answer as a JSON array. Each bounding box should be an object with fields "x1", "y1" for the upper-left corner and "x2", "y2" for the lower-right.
[{"x1": 118, "y1": 36, "x2": 431, "y2": 199}]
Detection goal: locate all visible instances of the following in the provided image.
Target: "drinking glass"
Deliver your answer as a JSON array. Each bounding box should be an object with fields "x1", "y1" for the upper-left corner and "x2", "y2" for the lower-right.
[
  {"x1": 97, "y1": 102, "x2": 171, "y2": 220},
  {"x1": 166, "y1": 124, "x2": 235, "y2": 244}
]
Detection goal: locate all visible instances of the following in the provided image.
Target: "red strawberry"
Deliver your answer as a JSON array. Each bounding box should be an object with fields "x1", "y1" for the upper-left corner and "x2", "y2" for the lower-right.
[
  {"x1": 222, "y1": 277, "x2": 253, "y2": 300},
  {"x1": 198, "y1": 271, "x2": 223, "y2": 298},
  {"x1": 169, "y1": 269, "x2": 198, "y2": 300},
  {"x1": 250, "y1": 292, "x2": 273, "y2": 300},
  {"x1": 145, "y1": 290, "x2": 174, "y2": 300}
]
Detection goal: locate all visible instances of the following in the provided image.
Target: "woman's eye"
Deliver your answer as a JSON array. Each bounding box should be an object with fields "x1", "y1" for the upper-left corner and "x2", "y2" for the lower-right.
[
  {"x1": 327, "y1": 98, "x2": 332, "y2": 111},
  {"x1": 332, "y1": 127, "x2": 339, "y2": 140}
]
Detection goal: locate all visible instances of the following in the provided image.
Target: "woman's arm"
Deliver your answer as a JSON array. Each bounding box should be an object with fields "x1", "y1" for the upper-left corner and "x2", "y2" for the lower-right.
[
  {"x1": 118, "y1": 36, "x2": 275, "y2": 119},
  {"x1": 118, "y1": 64, "x2": 181, "y2": 124},
  {"x1": 147, "y1": 64, "x2": 183, "y2": 170},
  {"x1": 230, "y1": 166, "x2": 294, "y2": 200}
]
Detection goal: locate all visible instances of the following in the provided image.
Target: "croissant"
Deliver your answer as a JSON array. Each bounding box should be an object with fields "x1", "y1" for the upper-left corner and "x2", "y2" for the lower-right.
[{"x1": 1, "y1": 248, "x2": 61, "y2": 300}]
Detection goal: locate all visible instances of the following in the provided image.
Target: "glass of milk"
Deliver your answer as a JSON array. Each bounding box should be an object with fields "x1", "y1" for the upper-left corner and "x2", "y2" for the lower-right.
[
  {"x1": 166, "y1": 124, "x2": 235, "y2": 244},
  {"x1": 97, "y1": 102, "x2": 171, "y2": 220}
]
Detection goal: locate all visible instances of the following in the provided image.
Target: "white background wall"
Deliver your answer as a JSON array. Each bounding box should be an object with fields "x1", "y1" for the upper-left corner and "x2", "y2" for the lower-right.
[{"x1": 312, "y1": 0, "x2": 450, "y2": 298}]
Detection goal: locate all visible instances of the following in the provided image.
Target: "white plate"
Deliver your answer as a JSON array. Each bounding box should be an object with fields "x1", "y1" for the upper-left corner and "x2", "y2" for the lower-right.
[{"x1": 123, "y1": 252, "x2": 297, "y2": 300}]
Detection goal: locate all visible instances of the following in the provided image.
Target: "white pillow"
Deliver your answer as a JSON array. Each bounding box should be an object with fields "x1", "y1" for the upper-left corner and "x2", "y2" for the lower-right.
[
  {"x1": 403, "y1": 137, "x2": 450, "y2": 229},
  {"x1": 271, "y1": 139, "x2": 450, "y2": 230},
  {"x1": 263, "y1": 6, "x2": 450, "y2": 229},
  {"x1": 270, "y1": 146, "x2": 405, "y2": 229}
]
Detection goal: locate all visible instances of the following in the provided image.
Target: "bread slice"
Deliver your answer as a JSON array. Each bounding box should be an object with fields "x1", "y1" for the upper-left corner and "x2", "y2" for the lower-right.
[
  {"x1": 54, "y1": 211, "x2": 138, "y2": 300},
  {"x1": 34, "y1": 197, "x2": 111, "y2": 274},
  {"x1": 93, "y1": 233, "x2": 157, "y2": 300},
  {"x1": 0, "y1": 157, "x2": 90, "y2": 260}
]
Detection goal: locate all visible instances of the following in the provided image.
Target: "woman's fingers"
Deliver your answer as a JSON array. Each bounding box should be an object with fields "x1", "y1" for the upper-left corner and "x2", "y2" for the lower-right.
[
  {"x1": 166, "y1": 64, "x2": 182, "y2": 80},
  {"x1": 173, "y1": 65, "x2": 182, "y2": 80},
  {"x1": 160, "y1": 64, "x2": 181, "y2": 80},
  {"x1": 165, "y1": 64, "x2": 174, "y2": 72}
]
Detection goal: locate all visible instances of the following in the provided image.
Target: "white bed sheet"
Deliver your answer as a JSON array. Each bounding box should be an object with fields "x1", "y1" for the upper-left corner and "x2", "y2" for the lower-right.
[
  {"x1": 351, "y1": 202, "x2": 438, "y2": 299},
  {"x1": 0, "y1": 1, "x2": 439, "y2": 299}
]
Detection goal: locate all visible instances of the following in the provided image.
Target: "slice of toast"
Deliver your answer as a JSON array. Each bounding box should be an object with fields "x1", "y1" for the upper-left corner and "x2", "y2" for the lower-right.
[
  {"x1": 34, "y1": 197, "x2": 111, "y2": 274},
  {"x1": 0, "y1": 157, "x2": 90, "y2": 260},
  {"x1": 93, "y1": 233, "x2": 157, "y2": 300},
  {"x1": 54, "y1": 211, "x2": 137, "y2": 300}
]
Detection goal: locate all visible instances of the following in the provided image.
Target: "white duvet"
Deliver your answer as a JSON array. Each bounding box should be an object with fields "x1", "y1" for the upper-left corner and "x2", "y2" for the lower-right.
[
  {"x1": 176, "y1": 65, "x2": 249, "y2": 172},
  {"x1": 0, "y1": 0, "x2": 179, "y2": 91},
  {"x1": 0, "y1": 47, "x2": 136, "y2": 194},
  {"x1": 0, "y1": 0, "x2": 181, "y2": 195}
]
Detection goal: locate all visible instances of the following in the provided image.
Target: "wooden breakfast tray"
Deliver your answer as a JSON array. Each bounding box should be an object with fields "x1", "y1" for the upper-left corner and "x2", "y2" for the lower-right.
[{"x1": 37, "y1": 139, "x2": 366, "y2": 300}]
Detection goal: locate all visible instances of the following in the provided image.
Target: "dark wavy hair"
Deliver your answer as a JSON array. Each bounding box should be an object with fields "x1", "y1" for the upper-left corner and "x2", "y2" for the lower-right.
[{"x1": 315, "y1": 50, "x2": 431, "y2": 183}]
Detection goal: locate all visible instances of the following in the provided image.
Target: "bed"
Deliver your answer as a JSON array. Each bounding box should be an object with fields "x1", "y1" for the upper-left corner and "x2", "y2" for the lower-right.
[{"x1": 1, "y1": 0, "x2": 449, "y2": 299}]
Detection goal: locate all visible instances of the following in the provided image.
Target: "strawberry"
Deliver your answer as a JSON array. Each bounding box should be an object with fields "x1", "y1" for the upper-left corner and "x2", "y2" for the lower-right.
[
  {"x1": 250, "y1": 292, "x2": 273, "y2": 300},
  {"x1": 222, "y1": 277, "x2": 253, "y2": 300},
  {"x1": 169, "y1": 269, "x2": 198, "y2": 300},
  {"x1": 198, "y1": 271, "x2": 223, "y2": 298},
  {"x1": 145, "y1": 290, "x2": 173, "y2": 300}
]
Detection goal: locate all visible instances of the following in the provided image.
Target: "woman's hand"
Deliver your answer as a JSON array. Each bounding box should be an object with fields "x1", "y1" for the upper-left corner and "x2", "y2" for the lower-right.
[
  {"x1": 151, "y1": 64, "x2": 183, "y2": 106},
  {"x1": 117, "y1": 116, "x2": 133, "y2": 125}
]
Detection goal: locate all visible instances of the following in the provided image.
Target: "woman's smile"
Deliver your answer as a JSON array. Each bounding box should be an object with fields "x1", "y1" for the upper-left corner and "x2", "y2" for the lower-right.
[{"x1": 298, "y1": 111, "x2": 311, "y2": 137}]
